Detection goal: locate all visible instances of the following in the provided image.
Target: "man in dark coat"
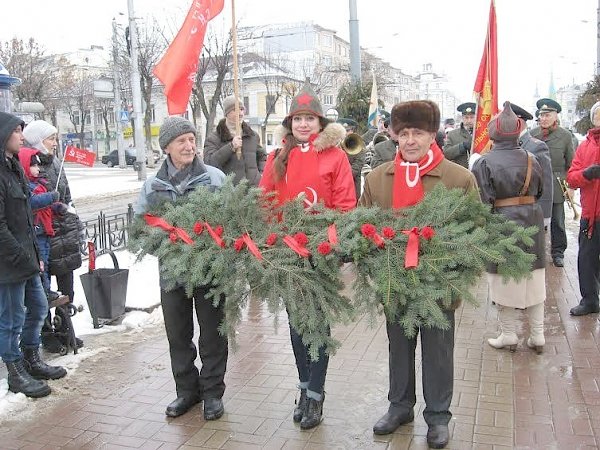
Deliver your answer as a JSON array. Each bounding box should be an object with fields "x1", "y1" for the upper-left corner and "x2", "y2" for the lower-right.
[
  {"x1": 136, "y1": 116, "x2": 228, "y2": 421},
  {"x1": 370, "y1": 126, "x2": 398, "y2": 170},
  {"x1": 530, "y1": 98, "x2": 574, "y2": 267},
  {"x1": 510, "y1": 103, "x2": 554, "y2": 226},
  {"x1": 0, "y1": 112, "x2": 66, "y2": 399},
  {"x1": 339, "y1": 117, "x2": 365, "y2": 202},
  {"x1": 203, "y1": 96, "x2": 266, "y2": 186},
  {"x1": 443, "y1": 102, "x2": 475, "y2": 168}
]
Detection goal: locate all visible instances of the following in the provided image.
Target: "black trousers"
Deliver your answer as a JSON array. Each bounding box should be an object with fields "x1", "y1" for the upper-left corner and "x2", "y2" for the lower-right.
[
  {"x1": 578, "y1": 220, "x2": 600, "y2": 308},
  {"x1": 161, "y1": 285, "x2": 228, "y2": 400},
  {"x1": 289, "y1": 323, "x2": 329, "y2": 395},
  {"x1": 551, "y1": 201, "x2": 567, "y2": 258},
  {"x1": 55, "y1": 271, "x2": 74, "y2": 302},
  {"x1": 386, "y1": 310, "x2": 454, "y2": 426}
]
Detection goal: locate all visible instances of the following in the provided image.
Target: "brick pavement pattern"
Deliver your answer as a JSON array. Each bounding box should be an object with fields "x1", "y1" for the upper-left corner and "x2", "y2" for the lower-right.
[{"x1": 1, "y1": 220, "x2": 598, "y2": 449}]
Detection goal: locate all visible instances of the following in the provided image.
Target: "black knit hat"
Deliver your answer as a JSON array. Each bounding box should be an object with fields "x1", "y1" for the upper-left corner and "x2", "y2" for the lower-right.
[
  {"x1": 391, "y1": 100, "x2": 440, "y2": 134},
  {"x1": 0, "y1": 111, "x2": 25, "y2": 153}
]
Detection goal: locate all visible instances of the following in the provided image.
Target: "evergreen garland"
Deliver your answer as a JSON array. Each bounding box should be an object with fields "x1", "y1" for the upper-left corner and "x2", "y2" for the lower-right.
[{"x1": 129, "y1": 178, "x2": 536, "y2": 357}]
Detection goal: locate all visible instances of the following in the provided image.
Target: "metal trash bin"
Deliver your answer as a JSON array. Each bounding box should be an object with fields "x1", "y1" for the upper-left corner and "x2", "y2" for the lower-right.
[{"x1": 80, "y1": 247, "x2": 128, "y2": 328}]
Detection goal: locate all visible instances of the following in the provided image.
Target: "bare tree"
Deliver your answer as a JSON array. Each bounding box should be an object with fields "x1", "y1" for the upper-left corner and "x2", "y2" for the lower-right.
[
  {"x1": 135, "y1": 19, "x2": 167, "y2": 167},
  {"x1": 62, "y1": 70, "x2": 95, "y2": 149},
  {"x1": 189, "y1": 29, "x2": 233, "y2": 138},
  {"x1": 0, "y1": 37, "x2": 54, "y2": 104}
]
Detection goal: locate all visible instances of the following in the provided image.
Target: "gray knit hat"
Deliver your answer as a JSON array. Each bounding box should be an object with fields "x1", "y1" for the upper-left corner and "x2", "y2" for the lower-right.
[
  {"x1": 223, "y1": 95, "x2": 242, "y2": 116},
  {"x1": 487, "y1": 101, "x2": 522, "y2": 142},
  {"x1": 590, "y1": 101, "x2": 600, "y2": 124},
  {"x1": 159, "y1": 116, "x2": 196, "y2": 150}
]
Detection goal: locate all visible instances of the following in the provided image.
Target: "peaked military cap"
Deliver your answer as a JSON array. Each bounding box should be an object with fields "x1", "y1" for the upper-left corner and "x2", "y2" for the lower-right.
[
  {"x1": 536, "y1": 98, "x2": 561, "y2": 114},
  {"x1": 509, "y1": 103, "x2": 533, "y2": 121},
  {"x1": 379, "y1": 110, "x2": 390, "y2": 120},
  {"x1": 457, "y1": 102, "x2": 477, "y2": 115},
  {"x1": 337, "y1": 117, "x2": 358, "y2": 128}
]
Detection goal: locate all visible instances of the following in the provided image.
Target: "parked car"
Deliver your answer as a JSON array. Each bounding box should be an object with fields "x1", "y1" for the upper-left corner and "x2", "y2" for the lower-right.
[{"x1": 101, "y1": 149, "x2": 160, "y2": 167}]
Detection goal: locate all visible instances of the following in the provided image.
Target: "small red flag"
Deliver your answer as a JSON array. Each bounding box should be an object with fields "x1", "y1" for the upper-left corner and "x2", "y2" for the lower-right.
[
  {"x1": 153, "y1": 0, "x2": 225, "y2": 115},
  {"x1": 64, "y1": 146, "x2": 95, "y2": 167},
  {"x1": 472, "y1": 0, "x2": 498, "y2": 154}
]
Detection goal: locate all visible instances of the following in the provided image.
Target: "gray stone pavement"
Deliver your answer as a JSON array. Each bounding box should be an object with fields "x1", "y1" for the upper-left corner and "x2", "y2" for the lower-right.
[{"x1": 1, "y1": 217, "x2": 599, "y2": 449}]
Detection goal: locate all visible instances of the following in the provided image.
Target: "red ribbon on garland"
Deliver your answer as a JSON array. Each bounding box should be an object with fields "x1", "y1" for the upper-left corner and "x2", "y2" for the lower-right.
[
  {"x1": 283, "y1": 235, "x2": 311, "y2": 258},
  {"x1": 327, "y1": 223, "x2": 338, "y2": 246},
  {"x1": 401, "y1": 227, "x2": 420, "y2": 268},
  {"x1": 144, "y1": 214, "x2": 194, "y2": 245},
  {"x1": 241, "y1": 233, "x2": 264, "y2": 260},
  {"x1": 401, "y1": 226, "x2": 436, "y2": 268},
  {"x1": 204, "y1": 222, "x2": 225, "y2": 248}
]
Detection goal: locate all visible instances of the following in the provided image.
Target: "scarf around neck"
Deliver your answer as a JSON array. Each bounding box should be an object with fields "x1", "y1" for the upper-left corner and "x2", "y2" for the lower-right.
[{"x1": 392, "y1": 142, "x2": 444, "y2": 209}]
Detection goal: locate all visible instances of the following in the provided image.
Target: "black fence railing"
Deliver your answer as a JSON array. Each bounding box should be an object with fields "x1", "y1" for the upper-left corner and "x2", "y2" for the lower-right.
[{"x1": 79, "y1": 204, "x2": 134, "y2": 257}]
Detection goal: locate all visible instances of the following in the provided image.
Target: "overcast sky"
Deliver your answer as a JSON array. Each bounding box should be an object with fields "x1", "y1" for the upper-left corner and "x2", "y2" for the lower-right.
[{"x1": 1, "y1": 0, "x2": 597, "y2": 113}]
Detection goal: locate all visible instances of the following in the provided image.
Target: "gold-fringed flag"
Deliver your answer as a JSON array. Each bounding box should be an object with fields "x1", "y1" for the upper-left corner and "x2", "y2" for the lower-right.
[
  {"x1": 367, "y1": 72, "x2": 379, "y2": 128},
  {"x1": 153, "y1": 0, "x2": 224, "y2": 115},
  {"x1": 472, "y1": 0, "x2": 498, "y2": 154}
]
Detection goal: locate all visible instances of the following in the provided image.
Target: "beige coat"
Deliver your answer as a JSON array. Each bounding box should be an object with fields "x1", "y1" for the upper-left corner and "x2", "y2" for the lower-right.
[{"x1": 359, "y1": 158, "x2": 478, "y2": 208}]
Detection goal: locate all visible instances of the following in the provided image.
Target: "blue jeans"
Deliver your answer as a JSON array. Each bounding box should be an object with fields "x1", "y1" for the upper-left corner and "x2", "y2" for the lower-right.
[{"x1": 0, "y1": 275, "x2": 48, "y2": 362}]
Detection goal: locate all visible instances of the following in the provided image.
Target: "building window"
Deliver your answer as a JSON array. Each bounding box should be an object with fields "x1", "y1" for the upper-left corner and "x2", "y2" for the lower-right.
[
  {"x1": 266, "y1": 95, "x2": 277, "y2": 115},
  {"x1": 322, "y1": 55, "x2": 332, "y2": 66},
  {"x1": 323, "y1": 94, "x2": 333, "y2": 105},
  {"x1": 244, "y1": 96, "x2": 250, "y2": 115},
  {"x1": 150, "y1": 104, "x2": 156, "y2": 122},
  {"x1": 84, "y1": 110, "x2": 91, "y2": 125},
  {"x1": 72, "y1": 111, "x2": 80, "y2": 126},
  {"x1": 320, "y1": 34, "x2": 332, "y2": 47},
  {"x1": 267, "y1": 133, "x2": 273, "y2": 145}
]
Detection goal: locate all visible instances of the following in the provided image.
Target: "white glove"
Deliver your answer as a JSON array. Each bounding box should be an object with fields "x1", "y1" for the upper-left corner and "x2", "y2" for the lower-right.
[
  {"x1": 67, "y1": 202, "x2": 77, "y2": 215},
  {"x1": 544, "y1": 218, "x2": 550, "y2": 229}
]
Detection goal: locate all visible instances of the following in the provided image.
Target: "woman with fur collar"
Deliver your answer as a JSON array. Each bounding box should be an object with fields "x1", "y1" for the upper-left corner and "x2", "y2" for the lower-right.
[
  {"x1": 203, "y1": 96, "x2": 266, "y2": 186},
  {"x1": 259, "y1": 82, "x2": 355, "y2": 430}
]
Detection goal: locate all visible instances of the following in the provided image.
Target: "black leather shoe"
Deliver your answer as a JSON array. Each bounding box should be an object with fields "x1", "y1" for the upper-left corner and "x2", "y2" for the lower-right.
[
  {"x1": 372, "y1": 409, "x2": 414, "y2": 435},
  {"x1": 300, "y1": 395, "x2": 324, "y2": 430},
  {"x1": 427, "y1": 424, "x2": 449, "y2": 449},
  {"x1": 552, "y1": 257, "x2": 564, "y2": 267},
  {"x1": 203, "y1": 397, "x2": 224, "y2": 420},
  {"x1": 165, "y1": 396, "x2": 200, "y2": 417},
  {"x1": 570, "y1": 303, "x2": 600, "y2": 316}
]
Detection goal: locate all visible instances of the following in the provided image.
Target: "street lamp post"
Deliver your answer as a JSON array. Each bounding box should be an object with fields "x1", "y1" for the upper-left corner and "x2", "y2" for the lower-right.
[
  {"x1": 127, "y1": 0, "x2": 147, "y2": 181},
  {"x1": 113, "y1": 18, "x2": 126, "y2": 168}
]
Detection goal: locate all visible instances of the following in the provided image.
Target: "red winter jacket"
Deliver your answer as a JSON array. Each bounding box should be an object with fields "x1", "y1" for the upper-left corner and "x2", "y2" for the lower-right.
[{"x1": 566, "y1": 128, "x2": 600, "y2": 233}]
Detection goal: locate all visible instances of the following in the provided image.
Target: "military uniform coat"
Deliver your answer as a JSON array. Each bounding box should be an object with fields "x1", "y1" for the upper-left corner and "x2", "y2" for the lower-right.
[
  {"x1": 530, "y1": 125, "x2": 574, "y2": 203},
  {"x1": 443, "y1": 124, "x2": 471, "y2": 168},
  {"x1": 370, "y1": 139, "x2": 397, "y2": 170},
  {"x1": 519, "y1": 131, "x2": 553, "y2": 219}
]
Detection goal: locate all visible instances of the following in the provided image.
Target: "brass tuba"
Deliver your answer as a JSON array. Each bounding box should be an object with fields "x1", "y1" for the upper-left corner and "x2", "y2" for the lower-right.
[{"x1": 341, "y1": 133, "x2": 366, "y2": 156}]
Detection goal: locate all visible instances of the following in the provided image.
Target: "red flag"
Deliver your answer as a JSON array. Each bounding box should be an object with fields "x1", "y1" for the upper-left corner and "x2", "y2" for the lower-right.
[
  {"x1": 64, "y1": 146, "x2": 95, "y2": 167},
  {"x1": 472, "y1": 0, "x2": 498, "y2": 154},
  {"x1": 153, "y1": 0, "x2": 225, "y2": 115}
]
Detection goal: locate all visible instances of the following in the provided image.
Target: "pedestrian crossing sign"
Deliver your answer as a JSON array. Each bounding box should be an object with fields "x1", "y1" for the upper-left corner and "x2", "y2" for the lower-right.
[{"x1": 119, "y1": 110, "x2": 129, "y2": 123}]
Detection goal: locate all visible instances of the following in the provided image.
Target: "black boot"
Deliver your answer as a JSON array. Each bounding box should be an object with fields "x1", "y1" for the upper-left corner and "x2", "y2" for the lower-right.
[
  {"x1": 6, "y1": 360, "x2": 51, "y2": 398},
  {"x1": 293, "y1": 389, "x2": 307, "y2": 423},
  {"x1": 22, "y1": 346, "x2": 67, "y2": 380},
  {"x1": 300, "y1": 395, "x2": 324, "y2": 430}
]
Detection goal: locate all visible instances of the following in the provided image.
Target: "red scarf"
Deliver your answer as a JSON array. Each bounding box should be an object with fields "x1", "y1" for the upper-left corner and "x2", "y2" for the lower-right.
[
  {"x1": 275, "y1": 140, "x2": 326, "y2": 209},
  {"x1": 392, "y1": 142, "x2": 444, "y2": 209}
]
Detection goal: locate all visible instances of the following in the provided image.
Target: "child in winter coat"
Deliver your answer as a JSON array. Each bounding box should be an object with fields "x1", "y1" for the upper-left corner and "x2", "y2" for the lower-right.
[{"x1": 17, "y1": 148, "x2": 68, "y2": 300}]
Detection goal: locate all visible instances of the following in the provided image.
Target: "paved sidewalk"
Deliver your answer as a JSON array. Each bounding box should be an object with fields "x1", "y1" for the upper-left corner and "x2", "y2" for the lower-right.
[{"x1": 1, "y1": 220, "x2": 599, "y2": 449}]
